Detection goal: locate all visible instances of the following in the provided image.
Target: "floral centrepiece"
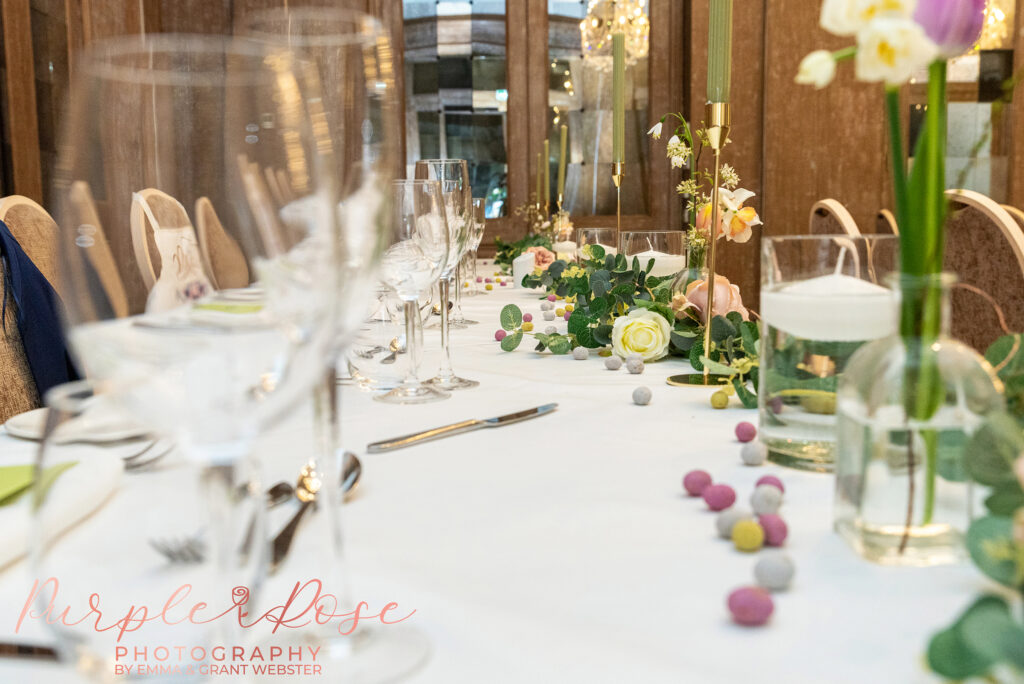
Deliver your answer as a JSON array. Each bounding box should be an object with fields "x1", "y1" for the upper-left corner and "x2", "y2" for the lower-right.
[
  {"x1": 672, "y1": 275, "x2": 750, "y2": 324},
  {"x1": 612, "y1": 308, "x2": 671, "y2": 361}
]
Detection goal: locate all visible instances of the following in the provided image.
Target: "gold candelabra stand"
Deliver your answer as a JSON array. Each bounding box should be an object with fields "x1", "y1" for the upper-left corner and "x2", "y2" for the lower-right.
[
  {"x1": 667, "y1": 101, "x2": 732, "y2": 387},
  {"x1": 611, "y1": 161, "x2": 624, "y2": 232}
]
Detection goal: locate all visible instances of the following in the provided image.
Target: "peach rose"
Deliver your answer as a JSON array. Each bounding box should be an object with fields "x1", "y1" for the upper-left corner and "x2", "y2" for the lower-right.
[
  {"x1": 526, "y1": 245, "x2": 556, "y2": 271},
  {"x1": 671, "y1": 274, "x2": 749, "y2": 324}
]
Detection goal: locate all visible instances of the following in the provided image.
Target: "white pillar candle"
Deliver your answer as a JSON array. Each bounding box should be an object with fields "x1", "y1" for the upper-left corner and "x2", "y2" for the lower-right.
[
  {"x1": 552, "y1": 240, "x2": 577, "y2": 262},
  {"x1": 631, "y1": 250, "x2": 686, "y2": 278},
  {"x1": 512, "y1": 251, "x2": 536, "y2": 288},
  {"x1": 760, "y1": 274, "x2": 896, "y2": 341}
]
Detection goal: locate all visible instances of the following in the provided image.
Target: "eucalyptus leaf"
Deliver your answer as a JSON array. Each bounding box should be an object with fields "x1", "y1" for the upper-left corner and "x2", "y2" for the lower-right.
[
  {"x1": 732, "y1": 377, "x2": 757, "y2": 408},
  {"x1": 594, "y1": 324, "x2": 613, "y2": 346},
  {"x1": 965, "y1": 515, "x2": 1017, "y2": 587},
  {"x1": 957, "y1": 595, "x2": 1024, "y2": 669},
  {"x1": 709, "y1": 315, "x2": 736, "y2": 344},
  {"x1": 589, "y1": 244, "x2": 606, "y2": 260},
  {"x1": 500, "y1": 331, "x2": 523, "y2": 352},
  {"x1": 567, "y1": 311, "x2": 589, "y2": 337},
  {"x1": 689, "y1": 337, "x2": 705, "y2": 371},
  {"x1": 700, "y1": 356, "x2": 739, "y2": 378},
  {"x1": 500, "y1": 304, "x2": 522, "y2": 331},
  {"x1": 548, "y1": 336, "x2": 572, "y2": 355},
  {"x1": 927, "y1": 623, "x2": 993, "y2": 680},
  {"x1": 740, "y1": 320, "x2": 760, "y2": 354},
  {"x1": 984, "y1": 485, "x2": 1024, "y2": 516},
  {"x1": 964, "y1": 412, "x2": 1024, "y2": 487}
]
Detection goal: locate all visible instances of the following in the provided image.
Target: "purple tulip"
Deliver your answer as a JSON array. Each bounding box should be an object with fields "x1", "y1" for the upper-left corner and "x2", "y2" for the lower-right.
[{"x1": 914, "y1": 0, "x2": 986, "y2": 58}]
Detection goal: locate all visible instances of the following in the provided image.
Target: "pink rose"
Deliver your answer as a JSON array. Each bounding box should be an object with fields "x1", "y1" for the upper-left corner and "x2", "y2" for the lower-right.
[
  {"x1": 672, "y1": 274, "x2": 749, "y2": 324},
  {"x1": 526, "y1": 246, "x2": 556, "y2": 271}
]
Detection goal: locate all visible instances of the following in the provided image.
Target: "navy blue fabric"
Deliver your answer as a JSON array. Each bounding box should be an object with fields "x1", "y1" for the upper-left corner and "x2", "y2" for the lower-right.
[{"x1": 0, "y1": 220, "x2": 79, "y2": 395}]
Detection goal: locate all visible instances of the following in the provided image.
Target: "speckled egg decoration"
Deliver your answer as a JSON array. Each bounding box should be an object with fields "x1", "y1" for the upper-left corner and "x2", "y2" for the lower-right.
[
  {"x1": 750, "y1": 484, "x2": 783, "y2": 515},
  {"x1": 715, "y1": 508, "x2": 754, "y2": 539},
  {"x1": 756, "y1": 475, "x2": 785, "y2": 494},
  {"x1": 754, "y1": 553, "x2": 795, "y2": 592},
  {"x1": 740, "y1": 441, "x2": 768, "y2": 466},
  {"x1": 540, "y1": 302, "x2": 553, "y2": 311},
  {"x1": 572, "y1": 347, "x2": 589, "y2": 360},
  {"x1": 735, "y1": 421, "x2": 757, "y2": 442},
  {"x1": 605, "y1": 356, "x2": 623, "y2": 370},
  {"x1": 544, "y1": 326, "x2": 557, "y2": 335},
  {"x1": 547, "y1": 294, "x2": 557, "y2": 302},
  {"x1": 625, "y1": 358, "x2": 645, "y2": 374},
  {"x1": 494, "y1": 330, "x2": 507, "y2": 342},
  {"x1": 727, "y1": 587, "x2": 774, "y2": 626},
  {"x1": 522, "y1": 313, "x2": 533, "y2": 322},
  {"x1": 543, "y1": 311, "x2": 556, "y2": 321},
  {"x1": 682, "y1": 470, "x2": 712, "y2": 497},
  {"x1": 632, "y1": 386, "x2": 651, "y2": 405},
  {"x1": 731, "y1": 519, "x2": 765, "y2": 552},
  {"x1": 702, "y1": 484, "x2": 736, "y2": 511},
  {"x1": 758, "y1": 514, "x2": 788, "y2": 547}
]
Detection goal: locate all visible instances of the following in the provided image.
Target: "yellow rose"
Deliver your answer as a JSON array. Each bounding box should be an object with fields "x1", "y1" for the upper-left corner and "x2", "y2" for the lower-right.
[{"x1": 611, "y1": 309, "x2": 671, "y2": 361}]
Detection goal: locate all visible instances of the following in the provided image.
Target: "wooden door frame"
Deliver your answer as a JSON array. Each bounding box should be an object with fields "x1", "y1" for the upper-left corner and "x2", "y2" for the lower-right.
[{"x1": 2, "y1": 0, "x2": 44, "y2": 201}]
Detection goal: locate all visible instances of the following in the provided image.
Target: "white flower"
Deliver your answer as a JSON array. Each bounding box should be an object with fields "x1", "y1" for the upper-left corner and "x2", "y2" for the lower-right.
[
  {"x1": 795, "y1": 50, "x2": 838, "y2": 88},
  {"x1": 820, "y1": 0, "x2": 917, "y2": 36},
  {"x1": 855, "y1": 17, "x2": 938, "y2": 86},
  {"x1": 666, "y1": 135, "x2": 691, "y2": 168},
  {"x1": 611, "y1": 308, "x2": 671, "y2": 361},
  {"x1": 648, "y1": 121, "x2": 663, "y2": 139},
  {"x1": 720, "y1": 163, "x2": 740, "y2": 189}
]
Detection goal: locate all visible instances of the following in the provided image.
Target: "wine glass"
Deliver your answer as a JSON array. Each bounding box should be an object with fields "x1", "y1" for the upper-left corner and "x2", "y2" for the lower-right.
[
  {"x1": 375, "y1": 179, "x2": 451, "y2": 403},
  {"x1": 36, "y1": 35, "x2": 343, "y2": 681},
  {"x1": 462, "y1": 197, "x2": 487, "y2": 297},
  {"x1": 414, "y1": 159, "x2": 479, "y2": 390}
]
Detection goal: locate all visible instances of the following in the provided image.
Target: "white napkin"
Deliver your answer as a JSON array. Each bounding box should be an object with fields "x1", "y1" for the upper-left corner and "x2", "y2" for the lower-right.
[{"x1": 0, "y1": 450, "x2": 123, "y2": 570}]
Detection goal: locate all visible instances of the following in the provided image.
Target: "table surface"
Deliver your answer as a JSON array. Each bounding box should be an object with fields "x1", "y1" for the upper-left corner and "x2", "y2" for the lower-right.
[{"x1": 0, "y1": 270, "x2": 992, "y2": 683}]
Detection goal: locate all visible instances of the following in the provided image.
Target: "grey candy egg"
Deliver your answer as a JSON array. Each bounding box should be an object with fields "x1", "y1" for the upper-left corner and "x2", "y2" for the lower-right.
[
  {"x1": 715, "y1": 507, "x2": 754, "y2": 539},
  {"x1": 544, "y1": 326, "x2": 558, "y2": 335},
  {"x1": 741, "y1": 441, "x2": 768, "y2": 466},
  {"x1": 750, "y1": 484, "x2": 783, "y2": 515},
  {"x1": 626, "y1": 357, "x2": 645, "y2": 374},
  {"x1": 754, "y1": 553, "x2": 795, "y2": 591},
  {"x1": 543, "y1": 311, "x2": 556, "y2": 321},
  {"x1": 572, "y1": 346, "x2": 589, "y2": 360},
  {"x1": 604, "y1": 356, "x2": 623, "y2": 370},
  {"x1": 632, "y1": 386, "x2": 652, "y2": 405}
]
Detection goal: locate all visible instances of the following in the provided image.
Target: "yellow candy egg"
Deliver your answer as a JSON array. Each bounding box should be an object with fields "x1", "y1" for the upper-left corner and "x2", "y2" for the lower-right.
[
  {"x1": 565, "y1": 304, "x2": 574, "y2": 312},
  {"x1": 732, "y1": 520, "x2": 765, "y2": 553},
  {"x1": 555, "y1": 308, "x2": 565, "y2": 317},
  {"x1": 485, "y1": 284, "x2": 493, "y2": 291},
  {"x1": 710, "y1": 390, "x2": 729, "y2": 409},
  {"x1": 522, "y1": 322, "x2": 534, "y2": 332}
]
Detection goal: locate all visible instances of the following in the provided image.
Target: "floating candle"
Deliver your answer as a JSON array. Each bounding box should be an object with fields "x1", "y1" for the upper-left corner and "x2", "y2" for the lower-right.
[
  {"x1": 631, "y1": 250, "x2": 686, "y2": 278},
  {"x1": 760, "y1": 274, "x2": 896, "y2": 342}
]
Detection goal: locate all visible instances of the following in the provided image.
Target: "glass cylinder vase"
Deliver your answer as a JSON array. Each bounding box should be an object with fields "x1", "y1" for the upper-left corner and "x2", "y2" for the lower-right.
[
  {"x1": 759, "y1": 235, "x2": 899, "y2": 472},
  {"x1": 834, "y1": 273, "x2": 1004, "y2": 566}
]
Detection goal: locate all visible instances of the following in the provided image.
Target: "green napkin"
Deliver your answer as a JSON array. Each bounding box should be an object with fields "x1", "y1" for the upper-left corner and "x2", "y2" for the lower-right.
[
  {"x1": 193, "y1": 302, "x2": 263, "y2": 314},
  {"x1": 0, "y1": 462, "x2": 77, "y2": 507}
]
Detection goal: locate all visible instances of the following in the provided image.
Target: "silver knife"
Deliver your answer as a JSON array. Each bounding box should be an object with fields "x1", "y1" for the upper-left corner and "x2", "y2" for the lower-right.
[{"x1": 366, "y1": 403, "x2": 558, "y2": 453}]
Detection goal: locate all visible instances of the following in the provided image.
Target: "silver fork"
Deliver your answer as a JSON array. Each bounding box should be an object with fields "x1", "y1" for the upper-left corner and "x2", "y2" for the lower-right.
[
  {"x1": 149, "y1": 533, "x2": 206, "y2": 563},
  {"x1": 123, "y1": 438, "x2": 175, "y2": 471}
]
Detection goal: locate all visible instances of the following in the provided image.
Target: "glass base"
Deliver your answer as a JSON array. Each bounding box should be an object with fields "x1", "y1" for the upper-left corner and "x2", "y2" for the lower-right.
[
  {"x1": 835, "y1": 518, "x2": 965, "y2": 566},
  {"x1": 665, "y1": 373, "x2": 731, "y2": 387},
  {"x1": 248, "y1": 625, "x2": 431, "y2": 684},
  {"x1": 374, "y1": 383, "x2": 450, "y2": 404},
  {"x1": 765, "y1": 438, "x2": 835, "y2": 473},
  {"x1": 454, "y1": 318, "x2": 478, "y2": 325},
  {"x1": 426, "y1": 375, "x2": 479, "y2": 391}
]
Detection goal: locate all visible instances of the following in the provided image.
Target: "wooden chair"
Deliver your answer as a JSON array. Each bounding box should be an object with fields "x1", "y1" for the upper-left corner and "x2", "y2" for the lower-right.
[
  {"x1": 68, "y1": 182, "x2": 130, "y2": 317},
  {"x1": 0, "y1": 195, "x2": 61, "y2": 293},
  {"x1": 130, "y1": 188, "x2": 199, "y2": 290},
  {"x1": 876, "y1": 209, "x2": 899, "y2": 236},
  {"x1": 195, "y1": 197, "x2": 250, "y2": 290},
  {"x1": 0, "y1": 259, "x2": 42, "y2": 422},
  {"x1": 809, "y1": 199, "x2": 862, "y2": 237},
  {"x1": 944, "y1": 189, "x2": 1024, "y2": 352},
  {"x1": 1002, "y1": 204, "x2": 1024, "y2": 233}
]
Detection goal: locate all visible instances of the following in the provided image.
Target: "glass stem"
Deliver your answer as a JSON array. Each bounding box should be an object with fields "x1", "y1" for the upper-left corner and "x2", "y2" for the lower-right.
[
  {"x1": 403, "y1": 300, "x2": 422, "y2": 387},
  {"x1": 438, "y1": 277, "x2": 454, "y2": 380}
]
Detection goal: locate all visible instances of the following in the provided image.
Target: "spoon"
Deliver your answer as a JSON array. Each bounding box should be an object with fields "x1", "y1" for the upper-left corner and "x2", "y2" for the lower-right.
[
  {"x1": 379, "y1": 337, "x2": 401, "y2": 365},
  {"x1": 270, "y1": 462, "x2": 322, "y2": 571},
  {"x1": 341, "y1": 451, "x2": 362, "y2": 499}
]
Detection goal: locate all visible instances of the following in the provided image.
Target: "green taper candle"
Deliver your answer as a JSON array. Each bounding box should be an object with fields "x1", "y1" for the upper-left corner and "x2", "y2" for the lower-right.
[
  {"x1": 543, "y1": 138, "x2": 550, "y2": 205},
  {"x1": 557, "y1": 124, "x2": 568, "y2": 200},
  {"x1": 707, "y1": 0, "x2": 733, "y2": 103},
  {"x1": 612, "y1": 32, "x2": 625, "y2": 164},
  {"x1": 536, "y1": 151, "x2": 543, "y2": 204}
]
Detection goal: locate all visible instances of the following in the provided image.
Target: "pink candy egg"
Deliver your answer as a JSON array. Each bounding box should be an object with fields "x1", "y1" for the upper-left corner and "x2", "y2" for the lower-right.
[
  {"x1": 702, "y1": 484, "x2": 736, "y2": 511},
  {"x1": 547, "y1": 294, "x2": 557, "y2": 302},
  {"x1": 522, "y1": 313, "x2": 533, "y2": 322},
  {"x1": 735, "y1": 421, "x2": 757, "y2": 443},
  {"x1": 494, "y1": 330, "x2": 507, "y2": 341},
  {"x1": 563, "y1": 312, "x2": 571, "y2": 321},
  {"x1": 728, "y1": 587, "x2": 774, "y2": 626},
  {"x1": 756, "y1": 475, "x2": 785, "y2": 494},
  {"x1": 682, "y1": 470, "x2": 712, "y2": 497},
  {"x1": 485, "y1": 278, "x2": 493, "y2": 283},
  {"x1": 758, "y1": 514, "x2": 788, "y2": 546}
]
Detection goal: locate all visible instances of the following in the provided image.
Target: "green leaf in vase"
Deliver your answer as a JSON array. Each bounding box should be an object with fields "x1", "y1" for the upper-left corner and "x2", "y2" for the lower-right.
[{"x1": 964, "y1": 412, "x2": 1024, "y2": 488}]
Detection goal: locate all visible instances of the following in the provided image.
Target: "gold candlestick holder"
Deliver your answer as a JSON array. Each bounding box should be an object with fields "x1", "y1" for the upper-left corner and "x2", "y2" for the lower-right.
[
  {"x1": 667, "y1": 102, "x2": 733, "y2": 388},
  {"x1": 611, "y1": 161, "x2": 624, "y2": 232}
]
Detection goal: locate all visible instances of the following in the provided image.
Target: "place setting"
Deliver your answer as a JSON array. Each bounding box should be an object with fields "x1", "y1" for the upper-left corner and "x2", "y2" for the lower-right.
[{"x1": 1, "y1": 0, "x2": 1023, "y2": 682}]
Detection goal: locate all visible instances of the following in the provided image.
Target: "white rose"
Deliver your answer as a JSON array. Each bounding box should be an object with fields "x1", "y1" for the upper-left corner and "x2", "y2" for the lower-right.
[
  {"x1": 855, "y1": 17, "x2": 938, "y2": 86},
  {"x1": 821, "y1": 0, "x2": 917, "y2": 36},
  {"x1": 648, "y1": 121, "x2": 663, "y2": 139},
  {"x1": 795, "y1": 50, "x2": 837, "y2": 88},
  {"x1": 611, "y1": 308, "x2": 671, "y2": 361}
]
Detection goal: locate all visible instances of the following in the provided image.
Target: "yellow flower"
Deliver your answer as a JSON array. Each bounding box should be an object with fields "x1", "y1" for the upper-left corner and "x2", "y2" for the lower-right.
[{"x1": 611, "y1": 309, "x2": 671, "y2": 361}]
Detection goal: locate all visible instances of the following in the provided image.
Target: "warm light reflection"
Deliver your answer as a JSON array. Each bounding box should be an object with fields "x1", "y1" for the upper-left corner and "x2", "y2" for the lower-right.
[{"x1": 579, "y1": 0, "x2": 649, "y2": 68}]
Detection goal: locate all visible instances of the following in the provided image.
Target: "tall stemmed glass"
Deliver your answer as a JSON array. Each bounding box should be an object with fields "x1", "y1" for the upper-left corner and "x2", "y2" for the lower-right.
[
  {"x1": 415, "y1": 159, "x2": 479, "y2": 390},
  {"x1": 464, "y1": 197, "x2": 487, "y2": 296},
  {"x1": 39, "y1": 35, "x2": 341, "y2": 681},
  {"x1": 375, "y1": 179, "x2": 451, "y2": 403}
]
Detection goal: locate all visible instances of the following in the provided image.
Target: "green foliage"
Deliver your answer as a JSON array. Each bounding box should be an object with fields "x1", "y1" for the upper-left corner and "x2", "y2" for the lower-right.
[
  {"x1": 499, "y1": 304, "x2": 522, "y2": 331},
  {"x1": 927, "y1": 332, "x2": 1024, "y2": 681},
  {"x1": 493, "y1": 234, "x2": 553, "y2": 273}
]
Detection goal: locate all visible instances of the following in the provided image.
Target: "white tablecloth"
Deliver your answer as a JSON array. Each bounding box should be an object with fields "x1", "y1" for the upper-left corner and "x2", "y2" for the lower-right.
[{"x1": 0, "y1": 270, "x2": 991, "y2": 683}]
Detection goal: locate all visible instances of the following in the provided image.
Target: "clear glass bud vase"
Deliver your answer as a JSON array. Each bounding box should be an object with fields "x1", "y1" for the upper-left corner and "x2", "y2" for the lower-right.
[{"x1": 834, "y1": 273, "x2": 1004, "y2": 566}]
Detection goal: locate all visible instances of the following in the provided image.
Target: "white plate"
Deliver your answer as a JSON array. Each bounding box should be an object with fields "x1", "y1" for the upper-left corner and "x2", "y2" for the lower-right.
[
  {"x1": 215, "y1": 287, "x2": 264, "y2": 301},
  {"x1": 3, "y1": 404, "x2": 149, "y2": 444}
]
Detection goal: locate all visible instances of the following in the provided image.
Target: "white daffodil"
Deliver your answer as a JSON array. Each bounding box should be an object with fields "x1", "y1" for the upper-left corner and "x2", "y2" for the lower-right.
[
  {"x1": 795, "y1": 50, "x2": 838, "y2": 88},
  {"x1": 820, "y1": 0, "x2": 917, "y2": 37},
  {"x1": 855, "y1": 17, "x2": 938, "y2": 86}
]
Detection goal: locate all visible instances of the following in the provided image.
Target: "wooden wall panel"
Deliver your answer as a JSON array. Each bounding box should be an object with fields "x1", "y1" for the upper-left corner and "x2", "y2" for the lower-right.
[
  {"x1": 1009, "y1": 0, "x2": 1024, "y2": 210},
  {"x1": 762, "y1": 3, "x2": 891, "y2": 240},
  {"x1": 688, "y1": 0, "x2": 765, "y2": 312},
  {"x1": 2, "y1": 0, "x2": 44, "y2": 201}
]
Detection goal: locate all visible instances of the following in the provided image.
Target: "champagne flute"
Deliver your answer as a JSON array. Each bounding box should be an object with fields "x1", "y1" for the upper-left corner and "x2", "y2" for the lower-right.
[
  {"x1": 415, "y1": 159, "x2": 479, "y2": 390},
  {"x1": 464, "y1": 197, "x2": 487, "y2": 296}
]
